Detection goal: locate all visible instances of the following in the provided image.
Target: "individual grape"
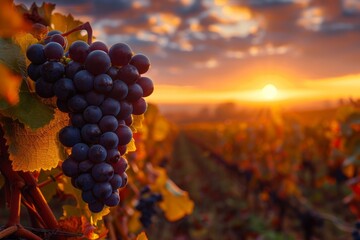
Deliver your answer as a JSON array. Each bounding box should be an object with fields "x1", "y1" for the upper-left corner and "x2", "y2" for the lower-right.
[
  {"x1": 44, "y1": 42, "x2": 64, "y2": 60},
  {"x1": 92, "y1": 182, "x2": 113, "y2": 199},
  {"x1": 110, "y1": 174, "x2": 122, "y2": 189},
  {"x1": 85, "y1": 90, "x2": 105, "y2": 106},
  {"x1": 104, "y1": 190, "x2": 120, "y2": 207},
  {"x1": 70, "y1": 113, "x2": 86, "y2": 128},
  {"x1": 53, "y1": 78, "x2": 76, "y2": 100},
  {"x1": 106, "y1": 66, "x2": 119, "y2": 80},
  {"x1": 65, "y1": 61, "x2": 83, "y2": 79},
  {"x1": 69, "y1": 40, "x2": 89, "y2": 63},
  {"x1": 71, "y1": 143, "x2": 89, "y2": 162},
  {"x1": 109, "y1": 80, "x2": 128, "y2": 101},
  {"x1": 82, "y1": 190, "x2": 97, "y2": 204},
  {"x1": 99, "y1": 115, "x2": 118, "y2": 132},
  {"x1": 44, "y1": 30, "x2": 62, "y2": 44},
  {"x1": 120, "y1": 172, "x2": 128, "y2": 188},
  {"x1": 132, "y1": 98, "x2": 147, "y2": 115},
  {"x1": 116, "y1": 101, "x2": 133, "y2": 120},
  {"x1": 100, "y1": 98, "x2": 120, "y2": 116},
  {"x1": 81, "y1": 124, "x2": 101, "y2": 144},
  {"x1": 85, "y1": 50, "x2": 111, "y2": 75},
  {"x1": 92, "y1": 163, "x2": 114, "y2": 182},
  {"x1": 106, "y1": 149, "x2": 121, "y2": 163},
  {"x1": 75, "y1": 173, "x2": 95, "y2": 191},
  {"x1": 109, "y1": 43, "x2": 133, "y2": 66},
  {"x1": 88, "y1": 201, "x2": 104, "y2": 213},
  {"x1": 88, "y1": 144, "x2": 107, "y2": 163},
  {"x1": 89, "y1": 41, "x2": 109, "y2": 53},
  {"x1": 124, "y1": 115, "x2": 133, "y2": 126},
  {"x1": 117, "y1": 64, "x2": 139, "y2": 85},
  {"x1": 31, "y1": 23, "x2": 48, "y2": 40},
  {"x1": 59, "y1": 126, "x2": 82, "y2": 147},
  {"x1": 126, "y1": 83, "x2": 143, "y2": 102},
  {"x1": 94, "y1": 74, "x2": 113, "y2": 93},
  {"x1": 67, "y1": 94, "x2": 88, "y2": 113},
  {"x1": 62, "y1": 157, "x2": 79, "y2": 177},
  {"x1": 57, "y1": 99, "x2": 70, "y2": 113},
  {"x1": 137, "y1": 77, "x2": 154, "y2": 97},
  {"x1": 83, "y1": 106, "x2": 102, "y2": 123},
  {"x1": 99, "y1": 132, "x2": 119, "y2": 149},
  {"x1": 26, "y1": 43, "x2": 46, "y2": 64},
  {"x1": 73, "y1": 70, "x2": 94, "y2": 93},
  {"x1": 35, "y1": 78, "x2": 55, "y2": 98},
  {"x1": 41, "y1": 61, "x2": 65, "y2": 83},
  {"x1": 112, "y1": 157, "x2": 128, "y2": 175},
  {"x1": 118, "y1": 145, "x2": 127, "y2": 156},
  {"x1": 129, "y1": 53, "x2": 150, "y2": 74},
  {"x1": 27, "y1": 63, "x2": 41, "y2": 81},
  {"x1": 79, "y1": 159, "x2": 94, "y2": 173},
  {"x1": 49, "y1": 34, "x2": 67, "y2": 48}
]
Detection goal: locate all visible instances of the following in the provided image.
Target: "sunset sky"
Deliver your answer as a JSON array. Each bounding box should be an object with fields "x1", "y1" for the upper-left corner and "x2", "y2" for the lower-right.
[{"x1": 15, "y1": 0, "x2": 360, "y2": 107}]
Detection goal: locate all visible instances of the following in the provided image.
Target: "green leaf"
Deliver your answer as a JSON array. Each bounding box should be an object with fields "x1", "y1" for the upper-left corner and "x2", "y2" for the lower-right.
[
  {"x1": 0, "y1": 82, "x2": 55, "y2": 129},
  {"x1": 0, "y1": 38, "x2": 26, "y2": 77}
]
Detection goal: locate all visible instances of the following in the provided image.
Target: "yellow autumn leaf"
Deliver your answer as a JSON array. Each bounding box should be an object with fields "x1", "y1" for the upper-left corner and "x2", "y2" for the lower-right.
[
  {"x1": 0, "y1": 63, "x2": 22, "y2": 105},
  {"x1": 3, "y1": 109, "x2": 68, "y2": 171},
  {"x1": 150, "y1": 167, "x2": 194, "y2": 222},
  {"x1": 131, "y1": 114, "x2": 144, "y2": 133},
  {"x1": 136, "y1": 232, "x2": 148, "y2": 240},
  {"x1": 0, "y1": 0, "x2": 30, "y2": 37},
  {"x1": 127, "y1": 138, "x2": 137, "y2": 153},
  {"x1": 152, "y1": 116, "x2": 170, "y2": 142}
]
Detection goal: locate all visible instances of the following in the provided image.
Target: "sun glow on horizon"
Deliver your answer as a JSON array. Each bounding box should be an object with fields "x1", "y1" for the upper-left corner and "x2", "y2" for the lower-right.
[{"x1": 261, "y1": 84, "x2": 278, "y2": 100}]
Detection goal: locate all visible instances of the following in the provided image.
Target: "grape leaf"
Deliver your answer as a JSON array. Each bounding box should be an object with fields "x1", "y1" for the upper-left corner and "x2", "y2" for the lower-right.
[
  {"x1": 0, "y1": 0, "x2": 30, "y2": 38},
  {"x1": 0, "y1": 63, "x2": 22, "y2": 106},
  {"x1": 136, "y1": 232, "x2": 148, "y2": 240},
  {"x1": 131, "y1": 114, "x2": 144, "y2": 133},
  {"x1": 2, "y1": 109, "x2": 68, "y2": 171},
  {"x1": 127, "y1": 138, "x2": 137, "y2": 153}
]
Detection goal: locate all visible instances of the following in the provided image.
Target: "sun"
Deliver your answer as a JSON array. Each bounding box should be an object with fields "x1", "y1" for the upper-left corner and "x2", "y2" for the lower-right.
[{"x1": 262, "y1": 84, "x2": 278, "y2": 100}]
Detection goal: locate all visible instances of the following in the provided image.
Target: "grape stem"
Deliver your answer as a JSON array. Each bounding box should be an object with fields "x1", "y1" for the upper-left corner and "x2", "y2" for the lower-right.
[
  {"x1": 37, "y1": 172, "x2": 63, "y2": 188},
  {"x1": 61, "y1": 21, "x2": 93, "y2": 44}
]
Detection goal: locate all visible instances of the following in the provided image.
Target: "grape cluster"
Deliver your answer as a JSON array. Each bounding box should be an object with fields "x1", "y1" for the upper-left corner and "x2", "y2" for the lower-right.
[
  {"x1": 26, "y1": 30, "x2": 154, "y2": 213},
  {"x1": 352, "y1": 221, "x2": 360, "y2": 240},
  {"x1": 135, "y1": 187, "x2": 163, "y2": 228}
]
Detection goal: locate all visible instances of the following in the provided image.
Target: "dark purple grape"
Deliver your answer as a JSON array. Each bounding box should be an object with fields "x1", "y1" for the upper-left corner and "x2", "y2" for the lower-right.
[
  {"x1": 88, "y1": 201, "x2": 104, "y2": 213},
  {"x1": 109, "y1": 43, "x2": 133, "y2": 66},
  {"x1": 70, "y1": 113, "x2": 86, "y2": 128},
  {"x1": 106, "y1": 66, "x2": 119, "y2": 80},
  {"x1": 57, "y1": 99, "x2": 70, "y2": 112},
  {"x1": 117, "y1": 64, "x2": 139, "y2": 85},
  {"x1": 112, "y1": 157, "x2": 128, "y2": 174},
  {"x1": 79, "y1": 159, "x2": 94, "y2": 173},
  {"x1": 126, "y1": 83, "x2": 143, "y2": 102},
  {"x1": 75, "y1": 173, "x2": 94, "y2": 191},
  {"x1": 94, "y1": 74, "x2": 113, "y2": 93},
  {"x1": 115, "y1": 124, "x2": 133, "y2": 146},
  {"x1": 116, "y1": 101, "x2": 133, "y2": 120},
  {"x1": 62, "y1": 157, "x2": 79, "y2": 177},
  {"x1": 85, "y1": 50, "x2": 111, "y2": 75},
  {"x1": 35, "y1": 78, "x2": 54, "y2": 98},
  {"x1": 120, "y1": 172, "x2": 128, "y2": 188},
  {"x1": 106, "y1": 149, "x2": 120, "y2": 163},
  {"x1": 88, "y1": 144, "x2": 107, "y2": 163},
  {"x1": 82, "y1": 190, "x2": 97, "y2": 204},
  {"x1": 124, "y1": 115, "x2": 133, "y2": 126},
  {"x1": 83, "y1": 106, "x2": 102, "y2": 123},
  {"x1": 59, "y1": 126, "x2": 82, "y2": 147},
  {"x1": 65, "y1": 61, "x2": 83, "y2": 79},
  {"x1": 44, "y1": 42, "x2": 64, "y2": 60},
  {"x1": 129, "y1": 53, "x2": 150, "y2": 74},
  {"x1": 67, "y1": 94, "x2": 87, "y2": 113},
  {"x1": 50, "y1": 34, "x2": 67, "y2": 48},
  {"x1": 99, "y1": 115, "x2": 118, "y2": 132},
  {"x1": 73, "y1": 70, "x2": 94, "y2": 93},
  {"x1": 54, "y1": 78, "x2": 76, "y2": 100},
  {"x1": 99, "y1": 132, "x2": 119, "y2": 149},
  {"x1": 100, "y1": 98, "x2": 120, "y2": 116},
  {"x1": 89, "y1": 41, "x2": 109, "y2": 53},
  {"x1": 132, "y1": 98, "x2": 147, "y2": 115},
  {"x1": 137, "y1": 77, "x2": 154, "y2": 97},
  {"x1": 110, "y1": 174, "x2": 122, "y2": 189},
  {"x1": 118, "y1": 145, "x2": 127, "y2": 156},
  {"x1": 31, "y1": 23, "x2": 48, "y2": 40},
  {"x1": 81, "y1": 124, "x2": 101, "y2": 144},
  {"x1": 69, "y1": 40, "x2": 89, "y2": 63},
  {"x1": 85, "y1": 90, "x2": 105, "y2": 106},
  {"x1": 71, "y1": 143, "x2": 89, "y2": 162},
  {"x1": 104, "y1": 191, "x2": 120, "y2": 207},
  {"x1": 27, "y1": 63, "x2": 41, "y2": 81},
  {"x1": 26, "y1": 43, "x2": 46, "y2": 64},
  {"x1": 44, "y1": 30, "x2": 62, "y2": 44},
  {"x1": 93, "y1": 182, "x2": 113, "y2": 199},
  {"x1": 109, "y1": 80, "x2": 128, "y2": 101},
  {"x1": 92, "y1": 163, "x2": 114, "y2": 182},
  {"x1": 41, "y1": 61, "x2": 65, "y2": 83}
]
